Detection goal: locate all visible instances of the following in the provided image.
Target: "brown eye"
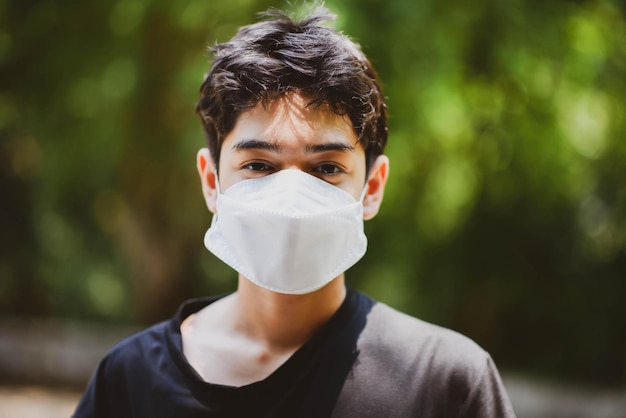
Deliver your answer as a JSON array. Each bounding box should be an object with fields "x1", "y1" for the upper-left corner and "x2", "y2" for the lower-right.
[
  {"x1": 315, "y1": 164, "x2": 343, "y2": 175},
  {"x1": 243, "y1": 162, "x2": 273, "y2": 172}
]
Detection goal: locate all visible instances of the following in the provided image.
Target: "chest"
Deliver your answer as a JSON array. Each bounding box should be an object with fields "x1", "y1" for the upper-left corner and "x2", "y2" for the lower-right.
[{"x1": 181, "y1": 322, "x2": 296, "y2": 387}]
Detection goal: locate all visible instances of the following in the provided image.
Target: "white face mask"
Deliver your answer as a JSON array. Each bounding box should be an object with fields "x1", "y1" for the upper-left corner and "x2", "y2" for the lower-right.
[{"x1": 204, "y1": 169, "x2": 367, "y2": 295}]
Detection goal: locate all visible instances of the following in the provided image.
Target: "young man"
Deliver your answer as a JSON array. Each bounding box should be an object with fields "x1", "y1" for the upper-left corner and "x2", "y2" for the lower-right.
[{"x1": 74, "y1": 6, "x2": 515, "y2": 418}]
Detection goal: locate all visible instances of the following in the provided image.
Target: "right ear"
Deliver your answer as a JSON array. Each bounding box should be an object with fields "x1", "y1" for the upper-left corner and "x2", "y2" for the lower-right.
[{"x1": 197, "y1": 148, "x2": 217, "y2": 213}]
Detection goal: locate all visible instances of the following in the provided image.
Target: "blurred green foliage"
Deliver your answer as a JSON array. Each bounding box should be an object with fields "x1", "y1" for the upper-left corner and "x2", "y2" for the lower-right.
[{"x1": 1, "y1": 0, "x2": 625, "y2": 387}]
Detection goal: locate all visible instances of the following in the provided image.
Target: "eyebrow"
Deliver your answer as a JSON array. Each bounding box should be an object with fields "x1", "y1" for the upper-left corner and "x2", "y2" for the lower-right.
[
  {"x1": 305, "y1": 143, "x2": 356, "y2": 153},
  {"x1": 232, "y1": 139, "x2": 280, "y2": 152},
  {"x1": 231, "y1": 139, "x2": 356, "y2": 154}
]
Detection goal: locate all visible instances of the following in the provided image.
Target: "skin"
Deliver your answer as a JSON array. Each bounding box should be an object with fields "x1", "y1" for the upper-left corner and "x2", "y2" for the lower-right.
[{"x1": 182, "y1": 93, "x2": 389, "y2": 387}]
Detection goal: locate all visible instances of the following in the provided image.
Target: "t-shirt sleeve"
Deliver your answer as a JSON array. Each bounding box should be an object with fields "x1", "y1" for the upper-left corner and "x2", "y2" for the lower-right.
[
  {"x1": 74, "y1": 350, "x2": 138, "y2": 418},
  {"x1": 456, "y1": 354, "x2": 516, "y2": 418},
  {"x1": 72, "y1": 356, "x2": 114, "y2": 418},
  {"x1": 71, "y1": 335, "x2": 142, "y2": 418}
]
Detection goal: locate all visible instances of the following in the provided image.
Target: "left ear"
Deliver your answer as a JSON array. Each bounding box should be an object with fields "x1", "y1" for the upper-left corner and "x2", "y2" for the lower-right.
[
  {"x1": 197, "y1": 147, "x2": 218, "y2": 213},
  {"x1": 363, "y1": 155, "x2": 389, "y2": 220}
]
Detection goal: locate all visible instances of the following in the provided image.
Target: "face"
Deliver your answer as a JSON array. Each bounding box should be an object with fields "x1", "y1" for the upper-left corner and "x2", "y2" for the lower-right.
[{"x1": 198, "y1": 93, "x2": 389, "y2": 220}]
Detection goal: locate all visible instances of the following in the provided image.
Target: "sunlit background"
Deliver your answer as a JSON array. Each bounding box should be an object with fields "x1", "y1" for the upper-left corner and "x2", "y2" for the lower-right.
[{"x1": 1, "y1": 0, "x2": 625, "y2": 416}]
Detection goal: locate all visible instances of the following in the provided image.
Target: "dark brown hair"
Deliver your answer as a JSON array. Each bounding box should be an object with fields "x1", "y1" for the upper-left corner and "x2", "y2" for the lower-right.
[{"x1": 196, "y1": 5, "x2": 387, "y2": 171}]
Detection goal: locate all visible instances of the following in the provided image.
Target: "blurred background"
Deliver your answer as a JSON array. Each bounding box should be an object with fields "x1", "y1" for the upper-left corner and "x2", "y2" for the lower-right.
[{"x1": 1, "y1": 0, "x2": 625, "y2": 416}]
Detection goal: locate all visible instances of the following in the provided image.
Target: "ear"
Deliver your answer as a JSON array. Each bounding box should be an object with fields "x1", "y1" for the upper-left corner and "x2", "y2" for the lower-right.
[
  {"x1": 197, "y1": 148, "x2": 218, "y2": 213},
  {"x1": 363, "y1": 155, "x2": 389, "y2": 220}
]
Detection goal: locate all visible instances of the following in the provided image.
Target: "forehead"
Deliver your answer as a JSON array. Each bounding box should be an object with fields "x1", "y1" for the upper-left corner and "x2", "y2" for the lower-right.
[{"x1": 224, "y1": 94, "x2": 360, "y2": 149}]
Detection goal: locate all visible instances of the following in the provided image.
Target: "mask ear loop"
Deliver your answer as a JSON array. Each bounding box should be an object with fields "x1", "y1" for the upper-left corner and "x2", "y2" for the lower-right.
[
  {"x1": 211, "y1": 172, "x2": 222, "y2": 226},
  {"x1": 359, "y1": 183, "x2": 368, "y2": 203},
  {"x1": 214, "y1": 172, "x2": 222, "y2": 195}
]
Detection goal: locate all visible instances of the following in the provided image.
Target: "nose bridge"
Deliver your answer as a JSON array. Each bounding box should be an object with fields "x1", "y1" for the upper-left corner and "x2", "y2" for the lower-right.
[
  {"x1": 278, "y1": 167, "x2": 308, "y2": 184},
  {"x1": 276, "y1": 142, "x2": 311, "y2": 172},
  {"x1": 284, "y1": 164, "x2": 304, "y2": 171}
]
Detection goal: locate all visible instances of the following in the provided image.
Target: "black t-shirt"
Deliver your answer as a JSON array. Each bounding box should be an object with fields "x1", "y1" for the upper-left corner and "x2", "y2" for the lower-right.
[
  {"x1": 74, "y1": 289, "x2": 516, "y2": 417},
  {"x1": 74, "y1": 289, "x2": 375, "y2": 418}
]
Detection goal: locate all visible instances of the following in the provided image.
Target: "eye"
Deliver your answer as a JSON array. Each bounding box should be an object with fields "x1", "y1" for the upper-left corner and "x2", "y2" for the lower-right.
[
  {"x1": 314, "y1": 163, "x2": 344, "y2": 175},
  {"x1": 242, "y1": 161, "x2": 274, "y2": 172}
]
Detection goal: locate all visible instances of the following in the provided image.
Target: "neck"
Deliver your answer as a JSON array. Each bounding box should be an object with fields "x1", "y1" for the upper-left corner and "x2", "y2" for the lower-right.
[{"x1": 233, "y1": 275, "x2": 347, "y2": 350}]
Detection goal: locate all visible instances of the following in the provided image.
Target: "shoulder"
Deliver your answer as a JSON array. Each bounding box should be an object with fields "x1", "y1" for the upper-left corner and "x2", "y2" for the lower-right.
[
  {"x1": 363, "y1": 302, "x2": 489, "y2": 369},
  {"x1": 74, "y1": 298, "x2": 219, "y2": 418},
  {"x1": 333, "y1": 298, "x2": 516, "y2": 417},
  {"x1": 104, "y1": 320, "x2": 170, "y2": 366},
  {"x1": 101, "y1": 296, "x2": 218, "y2": 371},
  {"x1": 73, "y1": 321, "x2": 174, "y2": 418},
  {"x1": 83, "y1": 320, "x2": 173, "y2": 395}
]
